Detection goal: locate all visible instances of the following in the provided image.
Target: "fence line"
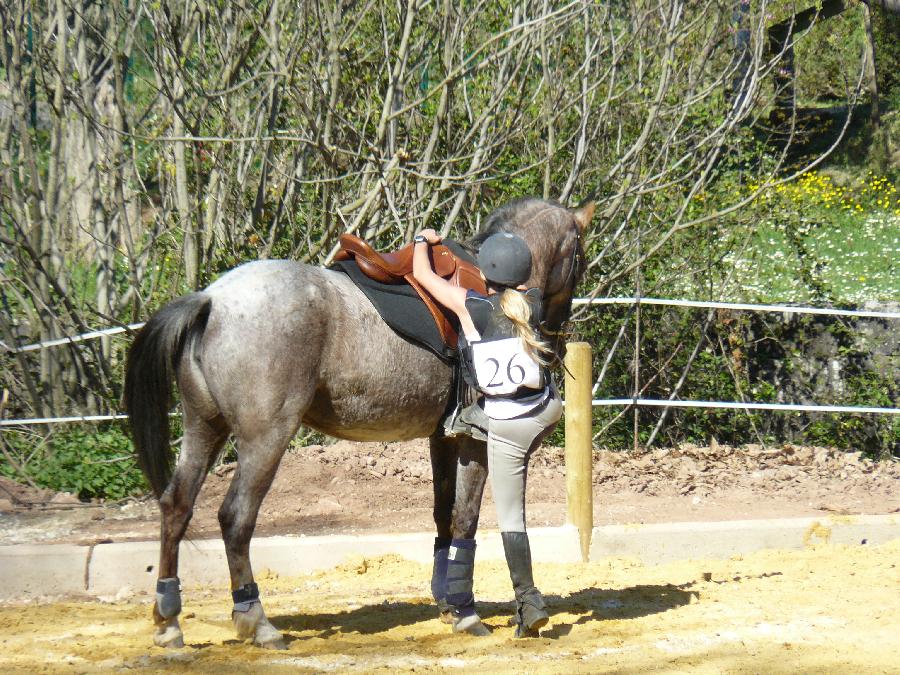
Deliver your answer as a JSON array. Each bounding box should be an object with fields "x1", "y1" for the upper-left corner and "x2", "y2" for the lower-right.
[
  {"x1": 5, "y1": 397, "x2": 897, "y2": 427},
  {"x1": 2, "y1": 297, "x2": 897, "y2": 427},
  {"x1": 573, "y1": 297, "x2": 900, "y2": 319},
  {"x1": 0, "y1": 414, "x2": 131, "y2": 427},
  {"x1": 4, "y1": 323, "x2": 145, "y2": 354},
  {"x1": 589, "y1": 398, "x2": 900, "y2": 415},
  {"x1": 580, "y1": 298, "x2": 898, "y2": 418},
  {"x1": 6, "y1": 297, "x2": 898, "y2": 356}
]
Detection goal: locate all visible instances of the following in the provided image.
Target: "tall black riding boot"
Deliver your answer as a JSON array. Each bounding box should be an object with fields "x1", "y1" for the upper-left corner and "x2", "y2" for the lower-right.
[
  {"x1": 444, "y1": 538, "x2": 490, "y2": 636},
  {"x1": 431, "y1": 537, "x2": 452, "y2": 621},
  {"x1": 502, "y1": 531, "x2": 549, "y2": 637}
]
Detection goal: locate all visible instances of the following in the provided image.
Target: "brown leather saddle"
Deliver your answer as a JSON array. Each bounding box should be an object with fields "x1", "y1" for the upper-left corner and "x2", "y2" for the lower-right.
[{"x1": 334, "y1": 233, "x2": 486, "y2": 349}]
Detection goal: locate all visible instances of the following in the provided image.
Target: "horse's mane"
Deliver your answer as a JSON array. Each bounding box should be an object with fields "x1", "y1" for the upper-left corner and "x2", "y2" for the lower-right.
[
  {"x1": 463, "y1": 196, "x2": 583, "y2": 351},
  {"x1": 464, "y1": 197, "x2": 570, "y2": 253}
]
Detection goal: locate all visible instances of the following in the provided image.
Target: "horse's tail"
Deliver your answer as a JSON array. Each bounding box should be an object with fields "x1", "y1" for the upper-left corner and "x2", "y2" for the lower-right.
[{"x1": 124, "y1": 293, "x2": 212, "y2": 499}]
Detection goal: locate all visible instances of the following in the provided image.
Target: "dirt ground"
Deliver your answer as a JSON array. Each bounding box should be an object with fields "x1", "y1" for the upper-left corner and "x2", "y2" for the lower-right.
[
  {"x1": 1, "y1": 441, "x2": 899, "y2": 672},
  {"x1": 0, "y1": 440, "x2": 898, "y2": 546},
  {"x1": 0, "y1": 543, "x2": 898, "y2": 673}
]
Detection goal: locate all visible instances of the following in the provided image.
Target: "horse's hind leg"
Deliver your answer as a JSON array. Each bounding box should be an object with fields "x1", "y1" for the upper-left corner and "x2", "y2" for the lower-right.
[
  {"x1": 218, "y1": 425, "x2": 298, "y2": 649},
  {"x1": 153, "y1": 411, "x2": 228, "y2": 648}
]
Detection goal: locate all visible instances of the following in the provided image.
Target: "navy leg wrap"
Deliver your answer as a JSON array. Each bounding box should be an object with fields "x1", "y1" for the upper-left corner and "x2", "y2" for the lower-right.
[
  {"x1": 232, "y1": 582, "x2": 260, "y2": 613},
  {"x1": 155, "y1": 577, "x2": 182, "y2": 619},
  {"x1": 445, "y1": 538, "x2": 477, "y2": 618},
  {"x1": 431, "y1": 537, "x2": 452, "y2": 606}
]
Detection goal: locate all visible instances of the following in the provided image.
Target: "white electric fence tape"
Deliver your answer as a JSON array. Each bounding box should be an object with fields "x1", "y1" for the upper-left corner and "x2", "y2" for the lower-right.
[
  {"x1": 4, "y1": 323, "x2": 146, "y2": 354},
  {"x1": 1, "y1": 298, "x2": 897, "y2": 426},
  {"x1": 588, "y1": 398, "x2": 900, "y2": 415},
  {"x1": 573, "y1": 297, "x2": 900, "y2": 319}
]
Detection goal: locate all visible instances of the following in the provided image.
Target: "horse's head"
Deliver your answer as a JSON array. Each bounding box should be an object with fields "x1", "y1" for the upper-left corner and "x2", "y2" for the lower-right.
[{"x1": 470, "y1": 197, "x2": 594, "y2": 357}]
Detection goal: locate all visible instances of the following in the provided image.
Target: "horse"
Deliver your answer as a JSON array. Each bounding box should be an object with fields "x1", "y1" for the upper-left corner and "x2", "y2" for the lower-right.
[{"x1": 124, "y1": 197, "x2": 593, "y2": 649}]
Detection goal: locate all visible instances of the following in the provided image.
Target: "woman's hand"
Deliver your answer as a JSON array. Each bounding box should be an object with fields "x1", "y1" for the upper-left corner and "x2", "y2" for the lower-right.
[{"x1": 416, "y1": 228, "x2": 442, "y2": 244}]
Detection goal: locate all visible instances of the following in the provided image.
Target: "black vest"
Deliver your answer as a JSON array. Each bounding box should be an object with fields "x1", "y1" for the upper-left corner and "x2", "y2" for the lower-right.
[{"x1": 459, "y1": 289, "x2": 545, "y2": 396}]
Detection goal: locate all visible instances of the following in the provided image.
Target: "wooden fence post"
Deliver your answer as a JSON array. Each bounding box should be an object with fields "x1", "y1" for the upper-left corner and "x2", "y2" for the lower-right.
[{"x1": 564, "y1": 341, "x2": 593, "y2": 562}]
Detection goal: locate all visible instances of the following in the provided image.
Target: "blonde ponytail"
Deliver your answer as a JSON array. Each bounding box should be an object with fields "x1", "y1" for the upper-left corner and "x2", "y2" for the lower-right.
[{"x1": 499, "y1": 289, "x2": 552, "y2": 366}]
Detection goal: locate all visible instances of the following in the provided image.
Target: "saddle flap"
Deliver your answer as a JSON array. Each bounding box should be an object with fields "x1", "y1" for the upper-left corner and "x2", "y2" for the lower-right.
[
  {"x1": 336, "y1": 233, "x2": 488, "y2": 350},
  {"x1": 452, "y1": 262, "x2": 487, "y2": 295},
  {"x1": 428, "y1": 246, "x2": 461, "y2": 278}
]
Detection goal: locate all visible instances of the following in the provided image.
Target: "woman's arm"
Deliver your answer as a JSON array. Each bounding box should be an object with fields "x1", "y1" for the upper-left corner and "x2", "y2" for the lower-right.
[
  {"x1": 411, "y1": 229, "x2": 467, "y2": 311},
  {"x1": 412, "y1": 229, "x2": 478, "y2": 337}
]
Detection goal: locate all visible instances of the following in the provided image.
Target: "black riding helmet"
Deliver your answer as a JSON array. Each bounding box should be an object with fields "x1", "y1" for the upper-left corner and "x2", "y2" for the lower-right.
[{"x1": 477, "y1": 232, "x2": 532, "y2": 288}]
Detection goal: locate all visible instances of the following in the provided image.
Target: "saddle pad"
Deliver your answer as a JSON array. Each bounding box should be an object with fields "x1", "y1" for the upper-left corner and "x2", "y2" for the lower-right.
[{"x1": 329, "y1": 239, "x2": 476, "y2": 362}]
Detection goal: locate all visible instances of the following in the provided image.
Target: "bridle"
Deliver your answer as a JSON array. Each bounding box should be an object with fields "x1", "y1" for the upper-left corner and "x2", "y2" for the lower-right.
[
  {"x1": 465, "y1": 214, "x2": 583, "y2": 349},
  {"x1": 539, "y1": 221, "x2": 584, "y2": 361}
]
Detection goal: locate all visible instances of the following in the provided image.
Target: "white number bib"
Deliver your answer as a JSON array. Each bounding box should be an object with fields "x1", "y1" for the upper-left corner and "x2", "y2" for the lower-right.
[{"x1": 470, "y1": 338, "x2": 542, "y2": 395}]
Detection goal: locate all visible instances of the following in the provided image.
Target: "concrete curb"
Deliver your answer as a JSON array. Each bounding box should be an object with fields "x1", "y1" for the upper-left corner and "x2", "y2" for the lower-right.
[
  {"x1": 589, "y1": 513, "x2": 900, "y2": 565},
  {"x1": 0, "y1": 514, "x2": 896, "y2": 600}
]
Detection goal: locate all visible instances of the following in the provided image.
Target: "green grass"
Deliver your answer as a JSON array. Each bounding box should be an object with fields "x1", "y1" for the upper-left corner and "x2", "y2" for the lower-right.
[
  {"x1": 731, "y1": 211, "x2": 899, "y2": 304},
  {"x1": 718, "y1": 171, "x2": 899, "y2": 305}
]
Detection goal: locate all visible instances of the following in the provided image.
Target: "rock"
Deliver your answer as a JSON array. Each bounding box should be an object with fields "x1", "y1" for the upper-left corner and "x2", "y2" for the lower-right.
[
  {"x1": 776, "y1": 467, "x2": 797, "y2": 481},
  {"x1": 315, "y1": 497, "x2": 342, "y2": 514},
  {"x1": 49, "y1": 492, "x2": 80, "y2": 505},
  {"x1": 813, "y1": 448, "x2": 832, "y2": 464},
  {"x1": 115, "y1": 585, "x2": 135, "y2": 602},
  {"x1": 0, "y1": 498, "x2": 14, "y2": 512},
  {"x1": 214, "y1": 462, "x2": 236, "y2": 477}
]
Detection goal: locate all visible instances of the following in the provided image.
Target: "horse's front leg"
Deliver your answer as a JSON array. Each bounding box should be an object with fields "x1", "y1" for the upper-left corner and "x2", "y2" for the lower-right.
[
  {"x1": 218, "y1": 428, "x2": 295, "y2": 650},
  {"x1": 429, "y1": 434, "x2": 490, "y2": 635},
  {"x1": 429, "y1": 435, "x2": 456, "y2": 620}
]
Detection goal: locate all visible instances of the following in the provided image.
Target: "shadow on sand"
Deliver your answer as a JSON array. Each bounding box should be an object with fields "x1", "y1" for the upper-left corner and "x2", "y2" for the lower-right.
[{"x1": 269, "y1": 583, "x2": 694, "y2": 641}]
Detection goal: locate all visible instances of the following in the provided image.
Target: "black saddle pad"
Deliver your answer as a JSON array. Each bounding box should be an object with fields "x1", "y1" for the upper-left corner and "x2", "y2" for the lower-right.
[{"x1": 329, "y1": 239, "x2": 475, "y2": 362}]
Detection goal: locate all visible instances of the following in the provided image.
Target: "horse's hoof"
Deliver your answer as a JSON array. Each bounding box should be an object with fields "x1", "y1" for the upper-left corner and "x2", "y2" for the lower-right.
[
  {"x1": 510, "y1": 608, "x2": 549, "y2": 637},
  {"x1": 253, "y1": 617, "x2": 285, "y2": 649},
  {"x1": 452, "y1": 613, "x2": 491, "y2": 636},
  {"x1": 153, "y1": 624, "x2": 185, "y2": 648},
  {"x1": 256, "y1": 636, "x2": 287, "y2": 650},
  {"x1": 513, "y1": 621, "x2": 547, "y2": 638}
]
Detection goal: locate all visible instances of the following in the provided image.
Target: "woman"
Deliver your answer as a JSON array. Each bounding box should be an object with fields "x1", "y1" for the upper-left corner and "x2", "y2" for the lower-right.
[{"x1": 412, "y1": 227, "x2": 563, "y2": 638}]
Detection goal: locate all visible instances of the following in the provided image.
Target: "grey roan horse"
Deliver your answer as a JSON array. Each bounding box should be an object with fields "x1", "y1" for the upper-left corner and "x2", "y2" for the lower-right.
[{"x1": 124, "y1": 197, "x2": 593, "y2": 648}]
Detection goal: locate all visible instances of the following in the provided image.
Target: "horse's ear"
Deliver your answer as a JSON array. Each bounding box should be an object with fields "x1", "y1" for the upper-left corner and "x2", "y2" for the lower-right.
[{"x1": 572, "y1": 200, "x2": 595, "y2": 232}]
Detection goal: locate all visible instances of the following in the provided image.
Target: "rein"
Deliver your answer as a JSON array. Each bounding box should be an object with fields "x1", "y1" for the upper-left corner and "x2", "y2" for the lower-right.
[{"x1": 539, "y1": 222, "x2": 583, "y2": 343}]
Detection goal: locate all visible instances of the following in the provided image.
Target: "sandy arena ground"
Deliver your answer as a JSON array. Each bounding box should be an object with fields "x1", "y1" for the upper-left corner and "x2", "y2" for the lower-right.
[
  {"x1": 0, "y1": 542, "x2": 898, "y2": 673},
  {"x1": 2, "y1": 441, "x2": 898, "y2": 672}
]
